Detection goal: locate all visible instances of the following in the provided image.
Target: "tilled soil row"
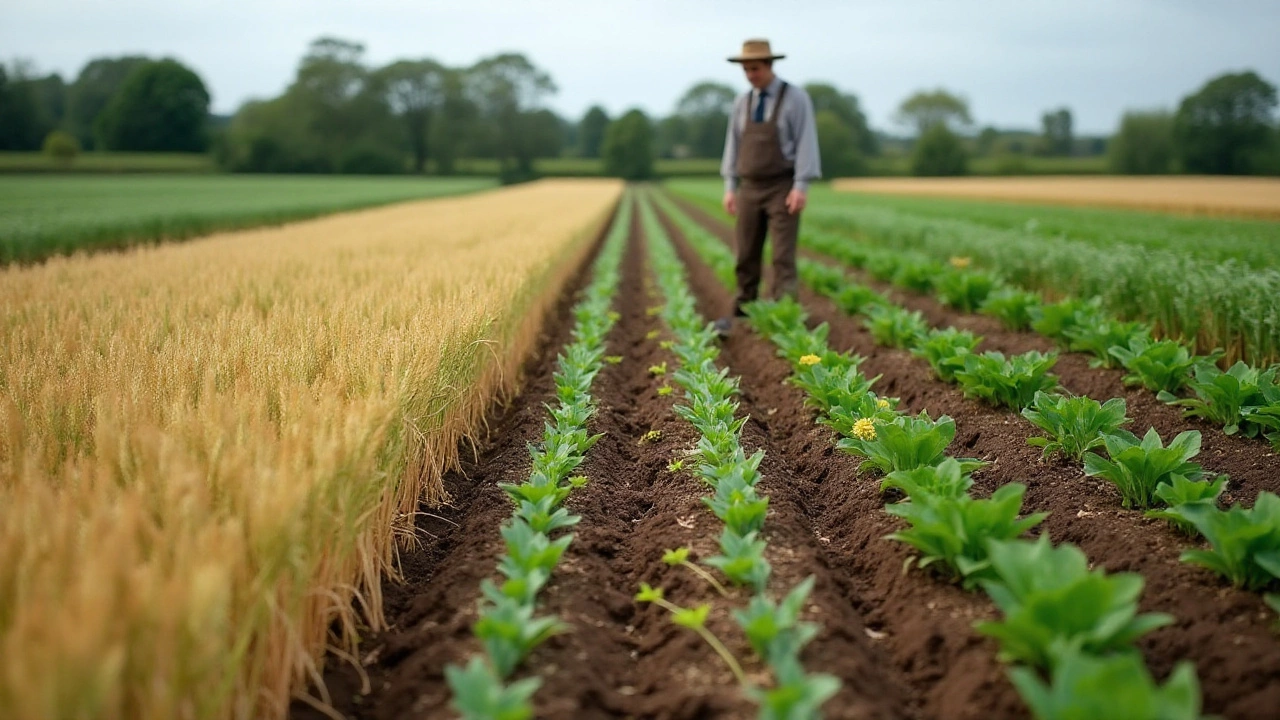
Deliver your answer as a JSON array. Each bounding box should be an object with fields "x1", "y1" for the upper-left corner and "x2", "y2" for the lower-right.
[{"x1": 663, "y1": 194, "x2": 1280, "y2": 720}]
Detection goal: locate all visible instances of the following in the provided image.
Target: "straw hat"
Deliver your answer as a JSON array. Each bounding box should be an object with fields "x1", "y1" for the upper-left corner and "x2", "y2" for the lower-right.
[{"x1": 727, "y1": 38, "x2": 786, "y2": 63}]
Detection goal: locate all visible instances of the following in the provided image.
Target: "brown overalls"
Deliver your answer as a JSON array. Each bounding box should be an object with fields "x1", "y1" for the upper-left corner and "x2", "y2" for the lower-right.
[{"x1": 733, "y1": 81, "x2": 799, "y2": 315}]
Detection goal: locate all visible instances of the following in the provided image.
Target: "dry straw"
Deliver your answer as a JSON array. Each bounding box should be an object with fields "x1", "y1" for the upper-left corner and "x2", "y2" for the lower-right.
[{"x1": 0, "y1": 178, "x2": 623, "y2": 720}]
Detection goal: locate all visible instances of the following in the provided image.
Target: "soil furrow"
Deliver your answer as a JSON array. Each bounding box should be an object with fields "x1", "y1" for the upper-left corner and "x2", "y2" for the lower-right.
[
  {"x1": 653, "y1": 202, "x2": 1020, "y2": 720},
  {"x1": 663, "y1": 194, "x2": 1280, "y2": 720}
]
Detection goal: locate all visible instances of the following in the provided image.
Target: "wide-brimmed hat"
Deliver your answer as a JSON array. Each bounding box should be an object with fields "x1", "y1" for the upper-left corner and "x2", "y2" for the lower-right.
[{"x1": 727, "y1": 38, "x2": 785, "y2": 63}]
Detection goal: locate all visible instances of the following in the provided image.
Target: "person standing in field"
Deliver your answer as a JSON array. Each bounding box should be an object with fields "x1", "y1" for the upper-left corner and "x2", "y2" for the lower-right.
[{"x1": 714, "y1": 38, "x2": 821, "y2": 337}]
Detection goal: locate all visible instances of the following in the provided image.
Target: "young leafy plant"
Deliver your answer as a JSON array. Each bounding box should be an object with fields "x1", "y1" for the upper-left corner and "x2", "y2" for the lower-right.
[
  {"x1": 980, "y1": 287, "x2": 1042, "y2": 331},
  {"x1": 935, "y1": 267, "x2": 1002, "y2": 312},
  {"x1": 1108, "y1": 337, "x2": 1214, "y2": 395},
  {"x1": 954, "y1": 350, "x2": 1060, "y2": 410},
  {"x1": 1009, "y1": 647, "x2": 1207, "y2": 720},
  {"x1": 837, "y1": 412, "x2": 985, "y2": 475},
  {"x1": 975, "y1": 535, "x2": 1173, "y2": 670},
  {"x1": 473, "y1": 592, "x2": 567, "y2": 678},
  {"x1": 445, "y1": 656, "x2": 541, "y2": 720},
  {"x1": 911, "y1": 327, "x2": 982, "y2": 383},
  {"x1": 1156, "y1": 491, "x2": 1280, "y2": 591},
  {"x1": 705, "y1": 527, "x2": 773, "y2": 593},
  {"x1": 1145, "y1": 474, "x2": 1227, "y2": 535},
  {"x1": 885, "y1": 483, "x2": 1048, "y2": 588},
  {"x1": 1021, "y1": 392, "x2": 1130, "y2": 462},
  {"x1": 1064, "y1": 318, "x2": 1151, "y2": 369},
  {"x1": 1159, "y1": 361, "x2": 1280, "y2": 437},
  {"x1": 864, "y1": 304, "x2": 929, "y2": 349},
  {"x1": 880, "y1": 457, "x2": 975, "y2": 501},
  {"x1": 1029, "y1": 297, "x2": 1106, "y2": 345},
  {"x1": 832, "y1": 281, "x2": 889, "y2": 316},
  {"x1": 634, "y1": 583, "x2": 747, "y2": 686},
  {"x1": 1082, "y1": 428, "x2": 1220, "y2": 509}
]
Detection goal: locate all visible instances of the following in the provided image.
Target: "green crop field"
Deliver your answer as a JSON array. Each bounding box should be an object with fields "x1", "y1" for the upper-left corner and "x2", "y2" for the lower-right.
[
  {"x1": 668, "y1": 178, "x2": 1280, "y2": 364},
  {"x1": 0, "y1": 174, "x2": 496, "y2": 264}
]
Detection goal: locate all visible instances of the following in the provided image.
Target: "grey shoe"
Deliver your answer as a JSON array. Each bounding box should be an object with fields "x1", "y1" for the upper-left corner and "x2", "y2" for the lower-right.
[{"x1": 713, "y1": 316, "x2": 733, "y2": 338}]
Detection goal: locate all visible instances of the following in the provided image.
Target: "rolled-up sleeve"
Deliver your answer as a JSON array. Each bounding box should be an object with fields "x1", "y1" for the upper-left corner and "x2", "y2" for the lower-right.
[
  {"x1": 792, "y1": 91, "x2": 821, "y2": 193},
  {"x1": 721, "y1": 96, "x2": 742, "y2": 193}
]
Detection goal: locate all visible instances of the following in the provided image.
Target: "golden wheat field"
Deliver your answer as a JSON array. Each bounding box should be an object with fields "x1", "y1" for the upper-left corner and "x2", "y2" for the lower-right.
[
  {"x1": 0, "y1": 178, "x2": 623, "y2": 720},
  {"x1": 833, "y1": 175, "x2": 1280, "y2": 218}
]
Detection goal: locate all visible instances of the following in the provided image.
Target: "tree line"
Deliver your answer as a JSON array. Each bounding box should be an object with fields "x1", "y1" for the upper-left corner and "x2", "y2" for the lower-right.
[{"x1": 1, "y1": 38, "x2": 1276, "y2": 178}]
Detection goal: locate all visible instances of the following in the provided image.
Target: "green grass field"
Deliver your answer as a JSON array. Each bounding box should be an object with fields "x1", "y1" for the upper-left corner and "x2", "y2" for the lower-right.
[
  {"x1": 0, "y1": 175, "x2": 496, "y2": 264},
  {"x1": 0, "y1": 152, "x2": 216, "y2": 174}
]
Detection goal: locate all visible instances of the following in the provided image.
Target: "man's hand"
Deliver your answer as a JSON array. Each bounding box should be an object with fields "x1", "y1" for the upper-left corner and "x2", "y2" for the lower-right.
[
  {"x1": 786, "y1": 188, "x2": 807, "y2": 215},
  {"x1": 723, "y1": 191, "x2": 737, "y2": 216}
]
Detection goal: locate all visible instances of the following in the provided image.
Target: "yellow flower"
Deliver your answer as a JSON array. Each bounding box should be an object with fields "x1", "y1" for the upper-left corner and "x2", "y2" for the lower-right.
[
  {"x1": 950, "y1": 256, "x2": 972, "y2": 269},
  {"x1": 853, "y1": 418, "x2": 877, "y2": 441},
  {"x1": 799, "y1": 354, "x2": 821, "y2": 366},
  {"x1": 876, "y1": 398, "x2": 891, "y2": 410}
]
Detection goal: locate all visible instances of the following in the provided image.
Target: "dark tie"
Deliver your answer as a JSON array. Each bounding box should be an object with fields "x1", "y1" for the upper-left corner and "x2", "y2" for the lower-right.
[{"x1": 753, "y1": 90, "x2": 768, "y2": 122}]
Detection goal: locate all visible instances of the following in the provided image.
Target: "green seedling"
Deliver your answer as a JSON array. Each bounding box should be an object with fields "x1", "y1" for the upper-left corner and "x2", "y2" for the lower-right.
[
  {"x1": 662, "y1": 547, "x2": 730, "y2": 598},
  {"x1": 473, "y1": 592, "x2": 567, "y2": 678},
  {"x1": 604, "y1": 355, "x2": 623, "y2": 365},
  {"x1": 864, "y1": 304, "x2": 930, "y2": 349},
  {"x1": 976, "y1": 535, "x2": 1173, "y2": 670},
  {"x1": 1145, "y1": 474, "x2": 1227, "y2": 535},
  {"x1": 954, "y1": 350, "x2": 1060, "y2": 410},
  {"x1": 886, "y1": 483, "x2": 1047, "y2": 588},
  {"x1": 935, "y1": 267, "x2": 1002, "y2": 312},
  {"x1": 649, "y1": 361, "x2": 668, "y2": 376},
  {"x1": 1009, "y1": 647, "x2": 1207, "y2": 720},
  {"x1": 980, "y1": 287, "x2": 1042, "y2": 331},
  {"x1": 1083, "y1": 428, "x2": 1221, "y2": 509},
  {"x1": 444, "y1": 656, "x2": 540, "y2": 720},
  {"x1": 635, "y1": 583, "x2": 747, "y2": 685},
  {"x1": 837, "y1": 412, "x2": 986, "y2": 475},
  {"x1": 1065, "y1": 318, "x2": 1151, "y2": 368},
  {"x1": 912, "y1": 327, "x2": 982, "y2": 383},
  {"x1": 1157, "y1": 491, "x2": 1280, "y2": 591},
  {"x1": 705, "y1": 527, "x2": 772, "y2": 593},
  {"x1": 1109, "y1": 337, "x2": 1217, "y2": 395},
  {"x1": 880, "y1": 457, "x2": 975, "y2": 501},
  {"x1": 1022, "y1": 392, "x2": 1130, "y2": 462},
  {"x1": 1160, "y1": 361, "x2": 1280, "y2": 437}
]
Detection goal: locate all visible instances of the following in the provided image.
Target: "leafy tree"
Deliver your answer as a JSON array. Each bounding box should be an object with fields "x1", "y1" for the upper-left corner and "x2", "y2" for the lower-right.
[
  {"x1": 805, "y1": 82, "x2": 876, "y2": 155},
  {"x1": 815, "y1": 110, "x2": 865, "y2": 177},
  {"x1": 94, "y1": 59, "x2": 211, "y2": 151},
  {"x1": 1040, "y1": 107, "x2": 1073, "y2": 156},
  {"x1": 68, "y1": 56, "x2": 150, "y2": 149},
  {"x1": 675, "y1": 81, "x2": 735, "y2": 158},
  {"x1": 911, "y1": 123, "x2": 968, "y2": 176},
  {"x1": 431, "y1": 69, "x2": 477, "y2": 174},
  {"x1": 1109, "y1": 110, "x2": 1175, "y2": 174},
  {"x1": 976, "y1": 125, "x2": 1000, "y2": 156},
  {"x1": 1174, "y1": 70, "x2": 1278, "y2": 175},
  {"x1": 374, "y1": 59, "x2": 446, "y2": 172},
  {"x1": 656, "y1": 114, "x2": 690, "y2": 158},
  {"x1": 467, "y1": 53, "x2": 557, "y2": 178},
  {"x1": 602, "y1": 109, "x2": 654, "y2": 180},
  {"x1": 896, "y1": 89, "x2": 972, "y2": 136},
  {"x1": 578, "y1": 105, "x2": 610, "y2": 158},
  {"x1": 0, "y1": 64, "x2": 54, "y2": 150},
  {"x1": 290, "y1": 38, "x2": 379, "y2": 167}
]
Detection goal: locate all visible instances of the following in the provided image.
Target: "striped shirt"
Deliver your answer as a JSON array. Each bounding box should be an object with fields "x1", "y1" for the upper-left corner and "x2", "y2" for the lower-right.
[{"x1": 721, "y1": 76, "x2": 822, "y2": 193}]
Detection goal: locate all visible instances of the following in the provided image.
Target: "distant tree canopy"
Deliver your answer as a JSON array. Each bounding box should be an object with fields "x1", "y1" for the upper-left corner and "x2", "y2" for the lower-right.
[
  {"x1": 804, "y1": 82, "x2": 876, "y2": 157},
  {"x1": 1174, "y1": 71, "x2": 1278, "y2": 175},
  {"x1": 1109, "y1": 110, "x2": 1175, "y2": 174},
  {"x1": 218, "y1": 38, "x2": 563, "y2": 176},
  {"x1": 95, "y1": 59, "x2": 210, "y2": 152},
  {"x1": 578, "y1": 105, "x2": 609, "y2": 158},
  {"x1": 896, "y1": 89, "x2": 972, "y2": 136},
  {"x1": 69, "y1": 56, "x2": 150, "y2": 148},
  {"x1": 1040, "y1": 107, "x2": 1073, "y2": 156},
  {"x1": 672, "y1": 81, "x2": 736, "y2": 159},
  {"x1": 911, "y1": 123, "x2": 968, "y2": 176},
  {"x1": 602, "y1": 109, "x2": 654, "y2": 180}
]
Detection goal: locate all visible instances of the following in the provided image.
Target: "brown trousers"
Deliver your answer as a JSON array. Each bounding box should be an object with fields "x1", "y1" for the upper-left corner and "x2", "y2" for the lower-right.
[{"x1": 733, "y1": 176, "x2": 799, "y2": 315}]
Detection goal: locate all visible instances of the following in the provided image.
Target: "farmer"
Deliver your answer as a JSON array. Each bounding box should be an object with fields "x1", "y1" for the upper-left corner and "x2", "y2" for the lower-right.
[{"x1": 714, "y1": 38, "x2": 821, "y2": 337}]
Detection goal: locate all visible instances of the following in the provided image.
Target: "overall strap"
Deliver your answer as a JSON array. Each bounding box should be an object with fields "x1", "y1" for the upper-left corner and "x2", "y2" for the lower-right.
[{"x1": 769, "y1": 82, "x2": 789, "y2": 124}]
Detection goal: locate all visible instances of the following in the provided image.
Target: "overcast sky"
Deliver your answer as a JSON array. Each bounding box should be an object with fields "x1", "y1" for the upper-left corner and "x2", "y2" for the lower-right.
[{"x1": 3, "y1": 0, "x2": 1278, "y2": 135}]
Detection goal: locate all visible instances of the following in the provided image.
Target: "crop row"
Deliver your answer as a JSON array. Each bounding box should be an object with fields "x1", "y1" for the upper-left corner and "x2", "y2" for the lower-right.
[
  {"x1": 790, "y1": 224, "x2": 1280, "y2": 455},
  {"x1": 444, "y1": 193, "x2": 633, "y2": 719},
  {"x1": 802, "y1": 195, "x2": 1280, "y2": 366},
  {"x1": 637, "y1": 191, "x2": 840, "y2": 719},
  {"x1": 654, "y1": 194, "x2": 1215, "y2": 719}
]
